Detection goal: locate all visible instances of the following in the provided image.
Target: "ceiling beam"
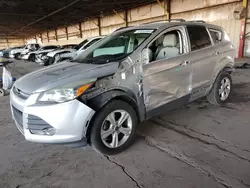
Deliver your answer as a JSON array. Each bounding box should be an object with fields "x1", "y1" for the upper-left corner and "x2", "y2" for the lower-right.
[{"x1": 9, "y1": 0, "x2": 82, "y2": 35}]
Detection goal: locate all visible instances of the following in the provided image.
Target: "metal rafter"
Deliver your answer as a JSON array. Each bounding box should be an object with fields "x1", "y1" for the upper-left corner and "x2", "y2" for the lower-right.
[{"x1": 0, "y1": 0, "x2": 155, "y2": 37}]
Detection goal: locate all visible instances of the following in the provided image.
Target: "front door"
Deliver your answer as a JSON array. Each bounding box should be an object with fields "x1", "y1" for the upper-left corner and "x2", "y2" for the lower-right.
[{"x1": 142, "y1": 26, "x2": 193, "y2": 118}]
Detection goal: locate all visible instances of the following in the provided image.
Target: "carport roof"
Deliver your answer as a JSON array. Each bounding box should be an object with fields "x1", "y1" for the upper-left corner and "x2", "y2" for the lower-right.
[{"x1": 0, "y1": 0, "x2": 155, "y2": 37}]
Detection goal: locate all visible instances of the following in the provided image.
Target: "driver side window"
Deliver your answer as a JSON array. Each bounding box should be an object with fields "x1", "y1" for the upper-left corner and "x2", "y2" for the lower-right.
[{"x1": 148, "y1": 29, "x2": 183, "y2": 63}]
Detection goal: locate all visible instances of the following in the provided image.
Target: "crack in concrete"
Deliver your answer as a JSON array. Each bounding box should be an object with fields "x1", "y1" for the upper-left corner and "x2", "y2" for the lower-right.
[
  {"x1": 165, "y1": 118, "x2": 250, "y2": 154},
  {"x1": 205, "y1": 115, "x2": 222, "y2": 125},
  {"x1": 138, "y1": 134, "x2": 232, "y2": 188},
  {"x1": 166, "y1": 119, "x2": 228, "y2": 145},
  {"x1": 105, "y1": 156, "x2": 142, "y2": 188},
  {"x1": 151, "y1": 119, "x2": 250, "y2": 164}
]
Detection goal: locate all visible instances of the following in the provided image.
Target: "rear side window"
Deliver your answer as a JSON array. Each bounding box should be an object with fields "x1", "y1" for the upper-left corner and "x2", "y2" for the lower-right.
[
  {"x1": 187, "y1": 26, "x2": 212, "y2": 51},
  {"x1": 209, "y1": 29, "x2": 222, "y2": 44}
]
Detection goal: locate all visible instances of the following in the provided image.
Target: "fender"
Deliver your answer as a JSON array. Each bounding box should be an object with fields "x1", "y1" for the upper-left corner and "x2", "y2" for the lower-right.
[{"x1": 85, "y1": 89, "x2": 141, "y2": 122}]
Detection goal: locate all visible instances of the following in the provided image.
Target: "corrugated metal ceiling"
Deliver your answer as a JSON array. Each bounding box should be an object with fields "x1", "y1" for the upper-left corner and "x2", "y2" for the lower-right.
[{"x1": 0, "y1": 0, "x2": 155, "y2": 37}]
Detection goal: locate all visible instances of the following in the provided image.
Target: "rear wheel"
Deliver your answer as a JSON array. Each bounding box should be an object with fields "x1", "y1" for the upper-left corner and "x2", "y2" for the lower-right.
[
  {"x1": 89, "y1": 100, "x2": 138, "y2": 155},
  {"x1": 0, "y1": 88, "x2": 5, "y2": 97},
  {"x1": 207, "y1": 72, "x2": 232, "y2": 105}
]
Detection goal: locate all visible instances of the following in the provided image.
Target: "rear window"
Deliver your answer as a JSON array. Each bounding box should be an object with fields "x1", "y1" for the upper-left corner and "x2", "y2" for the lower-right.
[
  {"x1": 209, "y1": 29, "x2": 222, "y2": 44},
  {"x1": 187, "y1": 26, "x2": 212, "y2": 51}
]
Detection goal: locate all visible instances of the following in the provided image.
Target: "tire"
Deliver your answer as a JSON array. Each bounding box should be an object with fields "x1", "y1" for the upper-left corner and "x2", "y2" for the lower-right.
[
  {"x1": 29, "y1": 54, "x2": 35, "y2": 62},
  {"x1": 0, "y1": 88, "x2": 5, "y2": 97},
  {"x1": 14, "y1": 53, "x2": 21, "y2": 60},
  {"x1": 207, "y1": 71, "x2": 232, "y2": 105},
  {"x1": 89, "y1": 100, "x2": 138, "y2": 155}
]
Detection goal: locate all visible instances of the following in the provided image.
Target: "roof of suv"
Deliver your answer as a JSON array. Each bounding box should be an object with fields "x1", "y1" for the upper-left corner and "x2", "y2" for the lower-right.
[{"x1": 118, "y1": 20, "x2": 223, "y2": 32}]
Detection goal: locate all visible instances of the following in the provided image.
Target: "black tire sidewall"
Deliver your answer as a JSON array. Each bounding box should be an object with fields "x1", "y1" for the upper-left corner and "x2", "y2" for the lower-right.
[
  {"x1": 89, "y1": 100, "x2": 138, "y2": 155},
  {"x1": 213, "y1": 72, "x2": 232, "y2": 104},
  {"x1": 0, "y1": 89, "x2": 5, "y2": 96},
  {"x1": 15, "y1": 53, "x2": 21, "y2": 60}
]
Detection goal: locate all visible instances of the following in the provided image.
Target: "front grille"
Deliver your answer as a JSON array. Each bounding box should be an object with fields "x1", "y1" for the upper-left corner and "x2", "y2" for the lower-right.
[
  {"x1": 27, "y1": 115, "x2": 53, "y2": 130},
  {"x1": 12, "y1": 106, "x2": 24, "y2": 133},
  {"x1": 13, "y1": 87, "x2": 30, "y2": 100}
]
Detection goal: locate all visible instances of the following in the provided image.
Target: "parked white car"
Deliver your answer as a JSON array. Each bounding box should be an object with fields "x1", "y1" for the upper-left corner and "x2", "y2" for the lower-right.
[
  {"x1": 50, "y1": 36, "x2": 104, "y2": 65},
  {"x1": 41, "y1": 44, "x2": 77, "y2": 66},
  {"x1": 21, "y1": 45, "x2": 59, "y2": 62},
  {"x1": 9, "y1": 44, "x2": 40, "y2": 59}
]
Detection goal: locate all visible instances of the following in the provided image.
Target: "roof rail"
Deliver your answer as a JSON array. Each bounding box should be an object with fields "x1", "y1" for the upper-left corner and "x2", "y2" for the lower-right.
[
  {"x1": 143, "y1": 19, "x2": 186, "y2": 25},
  {"x1": 114, "y1": 26, "x2": 131, "y2": 32},
  {"x1": 189, "y1": 20, "x2": 206, "y2": 23}
]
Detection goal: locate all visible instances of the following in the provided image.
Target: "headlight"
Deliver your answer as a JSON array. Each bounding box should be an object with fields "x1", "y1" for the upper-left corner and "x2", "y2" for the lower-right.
[{"x1": 38, "y1": 80, "x2": 95, "y2": 103}]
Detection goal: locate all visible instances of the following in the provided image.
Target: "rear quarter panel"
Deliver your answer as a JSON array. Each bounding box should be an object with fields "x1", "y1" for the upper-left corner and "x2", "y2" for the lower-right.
[{"x1": 212, "y1": 41, "x2": 235, "y2": 84}]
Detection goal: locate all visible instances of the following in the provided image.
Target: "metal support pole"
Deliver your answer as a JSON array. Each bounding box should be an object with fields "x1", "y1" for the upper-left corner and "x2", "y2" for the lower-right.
[
  {"x1": 98, "y1": 17, "x2": 101, "y2": 36},
  {"x1": 238, "y1": 0, "x2": 248, "y2": 58},
  {"x1": 156, "y1": 0, "x2": 169, "y2": 20},
  {"x1": 79, "y1": 22, "x2": 83, "y2": 38},
  {"x1": 65, "y1": 27, "x2": 69, "y2": 40},
  {"x1": 165, "y1": 0, "x2": 171, "y2": 21},
  {"x1": 40, "y1": 33, "x2": 43, "y2": 43},
  {"x1": 55, "y1": 29, "x2": 58, "y2": 41},
  {"x1": 35, "y1": 35, "x2": 38, "y2": 43},
  {"x1": 125, "y1": 9, "x2": 128, "y2": 27},
  {"x1": 46, "y1": 30, "x2": 49, "y2": 42},
  {"x1": 6, "y1": 35, "x2": 9, "y2": 48}
]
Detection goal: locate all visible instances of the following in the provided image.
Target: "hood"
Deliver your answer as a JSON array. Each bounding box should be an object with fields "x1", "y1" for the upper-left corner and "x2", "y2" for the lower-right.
[
  {"x1": 14, "y1": 61, "x2": 119, "y2": 94},
  {"x1": 11, "y1": 48, "x2": 25, "y2": 54},
  {"x1": 47, "y1": 49, "x2": 75, "y2": 57},
  {"x1": 36, "y1": 49, "x2": 57, "y2": 55}
]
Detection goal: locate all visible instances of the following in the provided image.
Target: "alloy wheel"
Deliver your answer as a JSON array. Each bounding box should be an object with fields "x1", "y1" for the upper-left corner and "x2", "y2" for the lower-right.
[
  {"x1": 100, "y1": 110, "x2": 132, "y2": 148},
  {"x1": 219, "y1": 77, "x2": 231, "y2": 101}
]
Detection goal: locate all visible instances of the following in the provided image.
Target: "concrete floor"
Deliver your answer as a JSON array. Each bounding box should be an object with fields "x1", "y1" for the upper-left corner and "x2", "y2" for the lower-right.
[{"x1": 1, "y1": 60, "x2": 250, "y2": 188}]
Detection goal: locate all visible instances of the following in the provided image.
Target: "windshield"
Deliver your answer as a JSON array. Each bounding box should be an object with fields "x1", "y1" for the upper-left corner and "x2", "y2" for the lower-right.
[
  {"x1": 75, "y1": 39, "x2": 88, "y2": 50},
  {"x1": 75, "y1": 29, "x2": 154, "y2": 64}
]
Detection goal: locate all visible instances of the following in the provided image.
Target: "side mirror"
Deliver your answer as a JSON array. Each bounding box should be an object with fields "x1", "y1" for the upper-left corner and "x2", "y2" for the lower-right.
[{"x1": 141, "y1": 48, "x2": 149, "y2": 65}]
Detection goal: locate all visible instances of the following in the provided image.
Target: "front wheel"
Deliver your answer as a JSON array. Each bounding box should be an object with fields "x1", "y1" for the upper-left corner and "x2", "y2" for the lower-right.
[
  {"x1": 207, "y1": 72, "x2": 232, "y2": 105},
  {"x1": 0, "y1": 88, "x2": 5, "y2": 97},
  {"x1": 28, "y1": 54, "x2": 35, "y2": 62},
  {"x1": 14, "y1": 53, "x2": 21, "y2": 60},
  {"x1": 89, "y1": 100, "x2": 138, "y2": 155}
]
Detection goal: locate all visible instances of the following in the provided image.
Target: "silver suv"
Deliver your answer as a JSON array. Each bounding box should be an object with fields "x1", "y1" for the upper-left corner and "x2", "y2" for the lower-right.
[{"x1": 10, "y1": 20, "x2": 235, "y2": 155}]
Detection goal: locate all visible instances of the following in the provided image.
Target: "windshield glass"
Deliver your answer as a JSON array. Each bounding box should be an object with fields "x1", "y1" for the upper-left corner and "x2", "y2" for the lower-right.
[
  {"x1": 75, "y1": 39, "x2": 88, "y2": 50},
  {"x1": 75, "y1": 29, "x2": 154, "y2": 64}
]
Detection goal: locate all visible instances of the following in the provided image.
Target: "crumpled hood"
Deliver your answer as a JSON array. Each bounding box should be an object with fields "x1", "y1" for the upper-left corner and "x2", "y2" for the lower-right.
[
  {"x1": 36, "y1": 49, "x2": 57, "y2": 55},
  {"x1": 47, "y1": 49, "x2": 75, "y2": 57},
  {"x1": 14, "y1": 61, "x2": 119, "y2": 94}
]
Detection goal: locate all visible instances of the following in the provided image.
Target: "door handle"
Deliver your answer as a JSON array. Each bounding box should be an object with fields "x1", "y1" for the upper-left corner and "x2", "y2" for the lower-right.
[{"x1": 180, "y1": 60, "x2": 190, "y2": 66}]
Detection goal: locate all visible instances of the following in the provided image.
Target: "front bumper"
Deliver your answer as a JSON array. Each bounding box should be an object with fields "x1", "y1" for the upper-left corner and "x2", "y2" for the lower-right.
[
  {"x1": 35, "y1": 56, "x2": 44, "y2": 64},
  {"x1": 10, "y1": 88, "x2": 95, "y2": 146},
  {"x1": 9, "y1": 54, "x2": 15, "y2": 58}
]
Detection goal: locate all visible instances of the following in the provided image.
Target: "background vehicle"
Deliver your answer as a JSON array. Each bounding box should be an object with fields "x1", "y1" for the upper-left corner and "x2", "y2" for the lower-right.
[
  {"x1": 10, "y1": 21, "x2": 235, "y2": 155},
  {"x1": 21, "y1": 45, "x2": 59, "y2": 62},
  {"x1": 10, "y1": 44, "x2": 40, "y2": 59},
  {"x1": 42, "y1": 44, "x2": 77, "y2": 66},
  {"x1": 0, "y1": 49, "x2": 5, "y2": 57},
  {"x1": 54, "y1": 36, "x2": 104, "y2": 65},
  {"x1": 35, "y1": 45, "x2": 60, "y2": 64}
]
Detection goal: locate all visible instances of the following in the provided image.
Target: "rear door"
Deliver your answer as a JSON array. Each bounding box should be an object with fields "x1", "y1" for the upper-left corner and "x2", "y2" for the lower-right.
[{"x1": 186, "y1": 25, "x2": 217, "y2": 101}]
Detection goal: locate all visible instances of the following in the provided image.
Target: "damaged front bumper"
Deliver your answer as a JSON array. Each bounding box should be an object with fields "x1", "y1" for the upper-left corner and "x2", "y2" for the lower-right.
[{"x1": 10, "y1": 88, "x2": 95, "y2": 147}]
